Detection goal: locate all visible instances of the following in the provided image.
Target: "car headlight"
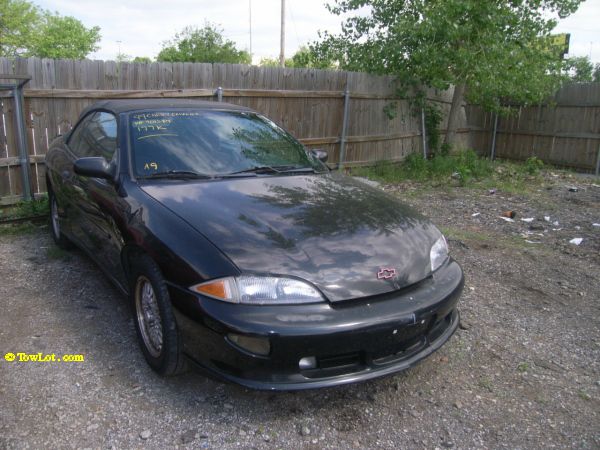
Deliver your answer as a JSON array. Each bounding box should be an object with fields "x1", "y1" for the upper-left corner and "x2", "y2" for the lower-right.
[
  {"x1": 430, "y1": 235, "x2": 449, "y2": 272},
  {"x1": 190, "y1": 276, "x2": 324, "y2": 305}
]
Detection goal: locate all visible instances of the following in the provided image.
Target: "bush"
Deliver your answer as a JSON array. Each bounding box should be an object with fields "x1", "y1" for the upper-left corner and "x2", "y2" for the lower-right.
[
  {"x1": 351, "y1": 150, "x2": 495, "y2": 186},
  {"x1": 525, "y1": 156, "x2": 544, "y2": 175}
]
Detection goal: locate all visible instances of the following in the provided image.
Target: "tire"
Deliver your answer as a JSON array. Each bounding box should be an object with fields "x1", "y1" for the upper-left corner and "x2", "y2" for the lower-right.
[
  {"x1": 130, "y1": 254, "x2": 186, "y2": 376},
  {"x1": 48, "y1": 188, "x2": 73, "y2": 250}
]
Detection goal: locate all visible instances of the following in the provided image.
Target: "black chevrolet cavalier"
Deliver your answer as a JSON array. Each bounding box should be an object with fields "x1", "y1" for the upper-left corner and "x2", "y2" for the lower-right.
[{"x1": 45, "y1": 99, "x2": 463, "y2": 390}]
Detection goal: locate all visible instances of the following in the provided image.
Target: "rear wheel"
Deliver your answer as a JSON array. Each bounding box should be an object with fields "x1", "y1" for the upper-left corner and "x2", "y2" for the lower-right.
[
  {"x1": 48, "y1": 189, "x2": 72, "y2": 249},
  {"x1": 131, "y1": 254, "x2": 186, "y2": 376}
]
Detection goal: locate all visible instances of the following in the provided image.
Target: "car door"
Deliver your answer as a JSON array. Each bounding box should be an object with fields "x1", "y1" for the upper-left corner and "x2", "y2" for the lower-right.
[
  {"x1": 68, "y1": 111, "x2": 127, "y2": 286},
  {"x1": 56, "y1": 112, "x2": 96, "y2": 245}
]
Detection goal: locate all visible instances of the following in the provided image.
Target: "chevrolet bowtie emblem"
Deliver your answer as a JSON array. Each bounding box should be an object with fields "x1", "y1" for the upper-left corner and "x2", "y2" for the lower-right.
[{"x1": 377, "y1": 268, "x2": 397, "y2": 279}]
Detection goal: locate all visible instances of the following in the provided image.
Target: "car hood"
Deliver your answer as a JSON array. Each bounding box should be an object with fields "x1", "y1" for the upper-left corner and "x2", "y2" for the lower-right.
[{"x1": 141, "y1": 173, "x2": 441, "y2": 302}]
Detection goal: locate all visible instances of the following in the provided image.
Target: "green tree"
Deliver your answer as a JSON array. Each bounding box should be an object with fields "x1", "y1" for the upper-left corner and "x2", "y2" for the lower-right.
[
  {"x1": 0, "y1": 0, "x2": 40, "y2": 56},
  {"x1": 565, "y1": 56, "x2": 594, "y2": 82},
  {"x1": 29, "y1": 13, "x2": 100, "y2": 59},
  {"x1": 315, "y1": 0, "x2": 583, "y2": 148},
  {"x1": 259, "y1": 56, "x2": 281, "y2": 67},
  {"x1": 133, "y1": 56, "x2": 152, "y2": 63},
  {"x1": 157, "y1": 23, "x2": 251, "y2": 64},
  {"x1": 288, "y1": 46, "x2": 335, "y2": 69},
  {"x1": 259, "y1": 47, "x2": 335, "y2": 69},
  {"x1": 594, "y1": 64, "x2": 600, "y2": 83},
  {"x1": 0, "y1": 0, "x2": 100, "y2": 58}
]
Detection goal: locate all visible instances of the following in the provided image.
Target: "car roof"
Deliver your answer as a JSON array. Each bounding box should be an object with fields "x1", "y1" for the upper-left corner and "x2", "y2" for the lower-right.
[{"x1": 80, "y1": 99, "x2": 253, "y2": 116}]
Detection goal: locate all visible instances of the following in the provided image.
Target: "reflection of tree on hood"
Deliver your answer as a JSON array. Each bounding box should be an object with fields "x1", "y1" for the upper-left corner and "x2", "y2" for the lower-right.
[{"x1": 249, "y1": 175, "x2": 429, "y2": 238}]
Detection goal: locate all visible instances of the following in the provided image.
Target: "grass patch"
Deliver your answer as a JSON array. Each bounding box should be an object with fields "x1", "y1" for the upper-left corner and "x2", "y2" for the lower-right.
[
  {"x1": 578, "y1": 390, "x2": 591, "y2": 401},
  {"x1": 478, "y1": 377, "x2": 494, "y2": 392},
  {"x1": 0, "y1": 196, "x2": 49, "y2": 221},
  {"x1": 0, "y1": 222, "x2": 40, "y2": 236},
  {"x1": 352, "y1": 150, "x2": 494, "y2": 186},
  {"x1": 351, "y1": 150, "x2": 546, "y2": 193},
  {"x1": 438, "y1": 226, "x2": 491, "y2": 243}
]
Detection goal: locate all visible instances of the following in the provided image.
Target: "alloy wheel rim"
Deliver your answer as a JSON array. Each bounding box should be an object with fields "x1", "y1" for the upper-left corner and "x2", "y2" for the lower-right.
[
  {"x1": 51, "y1": 197, "x2": 60, "y2": 240},
  {"x1": 135, "y1": 276, "x2": 163, "y2": 358}
]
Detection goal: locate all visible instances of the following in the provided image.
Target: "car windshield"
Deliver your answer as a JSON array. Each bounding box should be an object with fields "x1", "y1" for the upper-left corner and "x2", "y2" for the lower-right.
[{"x1": 129, "y1": 109, "x2": 326, "y2": 178}]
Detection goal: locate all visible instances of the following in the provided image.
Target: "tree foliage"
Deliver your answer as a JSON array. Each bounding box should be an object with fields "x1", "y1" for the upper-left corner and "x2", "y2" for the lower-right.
[
  {"x1": 314, "y1": 0, "x2": 583, "y2": 146},
  {"x1": 29, "y1": 13, "x2": 100, "y2": 59},
  {"x1": 0, "y1": 0, "x2": 39, "y2": 56},
  {"x1": 157, "y1": 24, "x2": 251, "y2": 64},
  {"x1": 0, "y1": 0, "x2": 100, "y2": 58},
  {"x1": 259, "y1": 46, "x2": 336, "y2": 69},
  {"x1": 565, "y1": 56, "x2": 594, "y2": 82},
  {"x1": 289, "y1": 46, "x2": 336, "y2": 69},
  {"x1": 132, "y1": 56, "x2": 152, "y2": 64}
]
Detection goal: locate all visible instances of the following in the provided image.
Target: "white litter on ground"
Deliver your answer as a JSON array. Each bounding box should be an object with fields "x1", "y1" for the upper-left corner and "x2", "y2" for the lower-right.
[{"x1": 569, "y1": 238, "x2": 583, "y2": 245}]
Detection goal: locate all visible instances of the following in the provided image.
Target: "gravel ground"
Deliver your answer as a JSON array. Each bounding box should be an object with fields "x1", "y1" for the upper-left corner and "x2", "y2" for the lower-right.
[{"x1": 0, "y1": 172, "x2": 599, "y2": 449}]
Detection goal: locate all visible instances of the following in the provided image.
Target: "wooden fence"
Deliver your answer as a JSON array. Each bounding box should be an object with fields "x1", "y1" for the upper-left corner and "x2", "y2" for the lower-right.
[
  {"x1": 468, "y1": 83, "x2": 600, "y2": 171},
  {"x1": 0, "y1": 57, "x2": 469, "y2": 205}
]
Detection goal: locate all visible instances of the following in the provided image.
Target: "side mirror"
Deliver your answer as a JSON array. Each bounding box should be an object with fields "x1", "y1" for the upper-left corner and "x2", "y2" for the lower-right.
[
  {"x1": 311, "y1": 149, "x2": 328, "y2": 163},
  {"x1": 74, "y1": 157, "x2": 115, "y2": 181}
]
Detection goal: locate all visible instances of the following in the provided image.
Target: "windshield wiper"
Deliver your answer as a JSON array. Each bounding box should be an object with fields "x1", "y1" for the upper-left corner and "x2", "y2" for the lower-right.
[
  {"x1": 222, "y1": 165, "x2": 318, "y2": 177},
  {"x1": 224, "y1": 165, "x2": 288, "y2": 176},
  {"x1": 139, "y1": 170, "x2": 214, "y2": 180}
]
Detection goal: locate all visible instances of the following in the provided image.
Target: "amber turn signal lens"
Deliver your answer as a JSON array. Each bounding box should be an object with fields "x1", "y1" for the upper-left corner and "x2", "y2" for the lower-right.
[{"x1": 193, "y1": 280, "x2": 228, "y2": 300}]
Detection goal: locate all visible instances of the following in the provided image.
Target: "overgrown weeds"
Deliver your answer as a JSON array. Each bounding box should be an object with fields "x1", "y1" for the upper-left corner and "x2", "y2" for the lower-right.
[
  {"x1": 351, "y1": 150, "x2": 546, "y2": 192},
  {"x1": 0, "y1": 196, "x2": 49, "y2": 221}
]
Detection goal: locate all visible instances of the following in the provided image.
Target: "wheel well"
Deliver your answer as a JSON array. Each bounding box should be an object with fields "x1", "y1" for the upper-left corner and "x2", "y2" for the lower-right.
[
  {"x1": 46, "y1": 173, "x2": 53, "y2": 194},
  {"x1": 121, "y1": 244, "x2": 146, "y2": 285}
]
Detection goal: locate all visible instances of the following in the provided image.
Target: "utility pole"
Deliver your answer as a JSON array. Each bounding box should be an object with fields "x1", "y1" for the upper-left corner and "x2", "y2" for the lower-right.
[
  {"x1": 279, "y1": 0, "x2": 285, "y2": 67},
  {"x1": 249, "y1": 0, "x2": 252, "y2": 61}
]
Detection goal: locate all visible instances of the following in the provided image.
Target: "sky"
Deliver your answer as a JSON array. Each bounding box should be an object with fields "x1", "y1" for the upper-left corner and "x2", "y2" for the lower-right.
[{"x1": 35, "y1": 0, "x2": 600, "y2": 64}]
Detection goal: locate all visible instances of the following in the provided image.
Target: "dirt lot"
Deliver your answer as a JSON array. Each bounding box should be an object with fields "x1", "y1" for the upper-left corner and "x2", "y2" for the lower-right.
[{"x1": 1, "y1": 172, "x2": 599, "y2": 449}]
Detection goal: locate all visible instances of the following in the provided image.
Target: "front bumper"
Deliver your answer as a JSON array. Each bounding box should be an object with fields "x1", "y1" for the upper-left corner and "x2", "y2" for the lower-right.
[{"x1": 171, "y1": 259, "x2": 464, "y2": 390}]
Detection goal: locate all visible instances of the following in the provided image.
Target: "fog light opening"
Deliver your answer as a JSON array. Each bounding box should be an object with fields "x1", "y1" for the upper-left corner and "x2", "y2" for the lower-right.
[
  {"x1": 299, "y1": 356, "x2": 317, "y2": 370},
  {"x1": 227, "y1": 333, "x2": 271, "y2": 356}
]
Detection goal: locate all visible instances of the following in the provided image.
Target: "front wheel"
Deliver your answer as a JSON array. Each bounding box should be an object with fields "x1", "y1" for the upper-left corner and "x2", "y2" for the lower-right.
[{"x1": 131, "y1": 254, "x2": 186, "y2": 376}]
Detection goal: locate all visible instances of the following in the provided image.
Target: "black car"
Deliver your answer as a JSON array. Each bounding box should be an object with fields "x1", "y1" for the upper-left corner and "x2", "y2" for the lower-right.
[{"x1": 45, "y1": 99, "x2": 463, "y2": 390}]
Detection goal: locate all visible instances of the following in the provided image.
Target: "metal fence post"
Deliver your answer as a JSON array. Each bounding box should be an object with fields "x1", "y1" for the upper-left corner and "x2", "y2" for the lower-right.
[
  {"x1": 216, "y1": 86, "x2": 223, "y2": 102},
  {"x1": 13, "y1": 84, "x2": 32, "y2": 201},
  {"x1": 420, "y1": 107, "x2": 427, "y2": 159},
  {"x1": 338, "y1": 87, "x2": 350, "y2": 170},
  {"x1": 490, "y1": 112, "x2": 499, "y2": 161}
]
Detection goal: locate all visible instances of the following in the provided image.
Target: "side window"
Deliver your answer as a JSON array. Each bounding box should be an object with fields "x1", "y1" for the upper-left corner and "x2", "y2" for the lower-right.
[
  {"x1": 67, "y1": 113, "x2": 94, "y2": 157},
  {"x1": 88, "y1": 112, "x2": 118, "y2": 160},
  {"x1": 68, "y1": 112, "x2": 118, "y2": 161}
]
